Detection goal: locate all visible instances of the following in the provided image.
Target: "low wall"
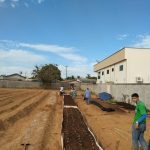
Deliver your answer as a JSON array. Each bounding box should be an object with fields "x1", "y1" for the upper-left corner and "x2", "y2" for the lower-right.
[
  {"x1": 0, "y1": 80, "x2": 42, "y2": 88},
  {"x1": 0, "y1": 80, "x2": 81, "y2": 90},
  {"x1": 81, "y1": 83, "x2": 150, "y2": 109}
]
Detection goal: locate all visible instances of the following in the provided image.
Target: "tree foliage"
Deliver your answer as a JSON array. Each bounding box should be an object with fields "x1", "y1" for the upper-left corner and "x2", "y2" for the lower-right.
[
  {"x1": 32, "y1": 64, "x2": 61, "y2": 83},
  {"x1": 86, "y1": 74, "x2": 97, "y2": 79},
  {"x1": 66, "y1": 75, "x2": 75, "y2": 80}
]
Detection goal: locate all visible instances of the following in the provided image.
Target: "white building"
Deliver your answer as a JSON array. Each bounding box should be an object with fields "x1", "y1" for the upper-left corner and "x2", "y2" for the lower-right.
[{"x1": 94, "y1": 47, "x2": 150, "y2": 84}]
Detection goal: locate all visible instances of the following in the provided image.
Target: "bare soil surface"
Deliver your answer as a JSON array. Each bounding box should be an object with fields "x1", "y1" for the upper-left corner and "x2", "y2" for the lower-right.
[
  {"x1": 76, "y1": 93, "x2": 150, "y2": 150},
  {"x1": 0, "y1": 88, "x2": 63, "y2": 150},
  {"x1": 0, "y1": 88, "x2": 150, "y2": 150}
]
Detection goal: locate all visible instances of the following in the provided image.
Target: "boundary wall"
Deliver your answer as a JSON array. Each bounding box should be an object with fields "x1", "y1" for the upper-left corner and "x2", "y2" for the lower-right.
[
  {"x1": 0, "y1": 80, "x2": 80, "y2": 90},
  {"x1": 0, "y1": 80, "x2": 42, "y2": 88},
  {"x1": 81, "y1": 83, "x2": 150, "y2": 109}
]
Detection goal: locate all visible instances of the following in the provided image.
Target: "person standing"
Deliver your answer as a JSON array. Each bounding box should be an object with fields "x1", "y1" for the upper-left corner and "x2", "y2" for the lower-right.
[
  {"x1": 70, "y1": 86, "x2": 77, "y2": 100},
  {"x1": 84, "y1": 88, "x2": 91, "y2": 104},
  {"x1": 131, "y1": 93, "x2": 148, "y2": 150},
  {"x1": 59, "y1": 86, "x2": 64, "y2": 96}
]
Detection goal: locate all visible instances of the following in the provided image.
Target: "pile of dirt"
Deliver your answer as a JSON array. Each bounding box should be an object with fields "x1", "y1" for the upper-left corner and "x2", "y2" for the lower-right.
[
  {"x1": 90, "y1": 100, "x2": 115, "y2": 112},
  {"x1": 116, "y1": 102, "x2": 135, "y2": 110}
]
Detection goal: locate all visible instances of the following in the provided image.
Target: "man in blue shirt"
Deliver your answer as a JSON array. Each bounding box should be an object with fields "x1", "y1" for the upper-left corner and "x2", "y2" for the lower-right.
[{"x1": 84, "y1": 88, "x2": 91, "y2": 104}]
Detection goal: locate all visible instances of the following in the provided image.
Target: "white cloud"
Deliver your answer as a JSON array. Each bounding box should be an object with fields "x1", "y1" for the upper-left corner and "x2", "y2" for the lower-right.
[
  {"x1": 117, "y1": 34, "x2": 129, "y2": 40},
  {"x1": 10, "y1": 0, "x2": 19, "y2": 8},
  {"x1": 58, "y1": 62, "x2": 96, "y2": 78},
  {"x1": 0, "y1": 0, "x2": 5, "y2": 3},
  {"x1": 0, "y1": 40, "x2": 91, "y2": 78},
  {"x1": 0, "y1": 66, "x2": 33, "y2": 77},
  {"x1": 0, "y1": 49, "x2": 45, "y2": 63},
  {"x1": 19, "y1": 43, "x2": 87, "y2": 63},
  {"x1": 0, "y1": 0, "x2": 5, "y2": 7},
  {"x1": 0, "y1": 49, "x2": 47, "y2": 76},
  {"x1": 37, "y1": 0, "x2": 45, "y2": 4},
  {"x1": 0, "y1": 0, "x2": 45, "y2": 8},
  {"x1": 133, "y1": 35, "x2": 150, "y2": 48}
]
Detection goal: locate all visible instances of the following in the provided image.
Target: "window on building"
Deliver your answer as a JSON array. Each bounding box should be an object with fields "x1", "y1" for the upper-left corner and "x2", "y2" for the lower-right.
[
  {"x1": 107, "y1": 70, "x2": 109, "y2": 74},
  {"x1": 98, "y1": 71, "x2": 101, "y2": 75},
  {"x1": 98, "y1": 76, "x2": 100, "y2": 79},
  {"x1": 112, "y1": 68, "x2": 114, "y2": 72},
  {"x1": 102, "y1": 71, "x2": 104, "y2": 75},
  {"x1": 119, "y1": 65, "x2": 123, "y2": 71}
]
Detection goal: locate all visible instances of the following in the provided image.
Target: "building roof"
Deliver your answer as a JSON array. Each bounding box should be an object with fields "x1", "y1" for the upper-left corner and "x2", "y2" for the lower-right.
[
  {"x1": 6, "y1": 73, "x2": 26, "y2": 78},
  {"x1": 94, "y1": 47, "x2": 126, "y2": 72},
  {"x1": 94, "y1": 47, "x2": 150, "y2": 72}
]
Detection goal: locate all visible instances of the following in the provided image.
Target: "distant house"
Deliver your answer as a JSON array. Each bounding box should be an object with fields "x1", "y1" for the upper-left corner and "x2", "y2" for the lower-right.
[
  {"x1": 0, "y1": 75, "x2": 4, "y2": 80},
  {"x1": 0, "y1": 74, "x2": 26, "y2": 81},
  {"x1": 94, "y1": 47, "x2": 150, "y2": 84}
]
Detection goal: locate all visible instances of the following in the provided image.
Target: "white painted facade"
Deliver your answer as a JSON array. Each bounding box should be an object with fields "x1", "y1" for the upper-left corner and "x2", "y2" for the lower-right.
[{"x1": 94, "y1": 48, "x2": 150, "y2": 84}]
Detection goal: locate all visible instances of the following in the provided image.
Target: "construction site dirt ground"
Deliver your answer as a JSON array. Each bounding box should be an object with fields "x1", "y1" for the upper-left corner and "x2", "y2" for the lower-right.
[
  {"x1": 76, "y1": 93, "x2": 150, "y2": 150},
  {"x1": 0, "y1": 88, "x2": 150, "y2": 150},
  {"x1": 0, "y1": 88, "x2": 63, "y2": 150}
]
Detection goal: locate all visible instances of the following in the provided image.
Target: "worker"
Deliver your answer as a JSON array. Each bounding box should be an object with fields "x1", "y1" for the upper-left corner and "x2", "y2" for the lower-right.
[
  {"x1": 131, "y1": 93, "x2": 148, "y2": 150},
  {"x1": 84, "y1": 88, "x2": 91, "y2": 104},
  {"x1": 59, "y1": 86, "x2": 64, "y2": 96}
]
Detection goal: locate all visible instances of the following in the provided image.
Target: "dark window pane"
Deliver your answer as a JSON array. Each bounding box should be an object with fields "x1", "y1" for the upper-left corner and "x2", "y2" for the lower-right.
[
  {"x1": 119, "y1": 65, "x2": 123, "y2": 71},
  {"x1": 107, "y1": 70, "x2": 109, "y2": 74}
]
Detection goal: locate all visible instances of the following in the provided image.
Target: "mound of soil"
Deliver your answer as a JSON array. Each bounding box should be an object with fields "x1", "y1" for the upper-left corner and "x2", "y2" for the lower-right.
[
  {"x1": 90, "y1": 101, "x2": 115, "y2": 112},
  {"x1": 116, "y1": 102, "x2": 135, "y2": 110}
]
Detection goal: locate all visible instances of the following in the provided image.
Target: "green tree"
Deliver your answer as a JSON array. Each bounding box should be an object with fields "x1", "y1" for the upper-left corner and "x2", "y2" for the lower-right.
[
  {"x1": 32, "y1": 64, "x2": 61, "y2": 83},
  {"x1": 86, "y1": 74, "x2": 91, "y2": 79},
  {"x1": 66, "y1": 75, "x2": 75, "y2": 80},
  {"x1": 32, "y1": 65, "x2": 40, "y2": 79},
  {"x1": 86, "y1": 74, "x2": 97, "y2": 79}
]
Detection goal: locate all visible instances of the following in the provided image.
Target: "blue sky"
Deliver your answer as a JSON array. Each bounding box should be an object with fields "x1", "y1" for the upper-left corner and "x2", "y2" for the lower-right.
[{"x1": 0, "y1": 0, "x2": 150, "y2": 78}]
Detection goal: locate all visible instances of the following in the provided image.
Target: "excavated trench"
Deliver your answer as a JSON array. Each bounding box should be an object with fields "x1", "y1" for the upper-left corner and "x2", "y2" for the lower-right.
[{"x1": 62, "y1": 95, "x2": 103, "y2": 150}]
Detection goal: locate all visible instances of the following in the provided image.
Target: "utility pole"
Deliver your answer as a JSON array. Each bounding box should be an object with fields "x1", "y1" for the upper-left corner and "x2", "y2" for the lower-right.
[{"x1": 65, "y1": 66, "x2": 68, "y2": 79}]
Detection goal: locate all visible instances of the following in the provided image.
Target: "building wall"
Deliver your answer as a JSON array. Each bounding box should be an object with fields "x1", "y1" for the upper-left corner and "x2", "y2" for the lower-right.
[
  {"x1": 96, "y1": 60, "x2": 127, "y2": 83},
  {"x1": 114, "y1": 60, "x2": 127, "y2": 83},
  {"x1": 125, "y1": 48, "x2": 150, "y2": 83}
]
